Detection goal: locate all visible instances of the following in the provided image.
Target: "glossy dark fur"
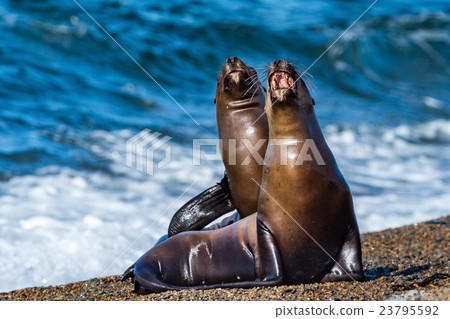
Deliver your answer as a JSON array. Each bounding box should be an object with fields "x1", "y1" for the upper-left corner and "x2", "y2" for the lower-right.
[{"x1": 125, "y1": 214, "x2": 282, "y2": 294}]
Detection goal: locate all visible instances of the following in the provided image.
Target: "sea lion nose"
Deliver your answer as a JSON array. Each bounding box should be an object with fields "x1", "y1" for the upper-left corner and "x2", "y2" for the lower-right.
[
  {"x1": 227, "y1": 57, "x2": 238, "y2": 64},
  {"x1": 274, "y1": 60, "x2": 283, "y2": 67}
]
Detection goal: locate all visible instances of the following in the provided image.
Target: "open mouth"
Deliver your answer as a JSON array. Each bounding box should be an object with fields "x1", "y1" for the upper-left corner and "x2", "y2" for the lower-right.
[{"x1": 270, "y1": 72, "x2": 294, "y2": 92}]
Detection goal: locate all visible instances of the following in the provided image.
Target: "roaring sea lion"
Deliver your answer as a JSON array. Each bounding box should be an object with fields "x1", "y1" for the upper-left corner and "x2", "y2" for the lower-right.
[
  {"x1": 168, "y1": 57, "x2": 268, "y2": 237},
  {"x1": 122, "y1": 60, "x2": 364, "y2": 293},
  {"x1": 257, "y1": 60, "x2": 365, "y2": 283}
]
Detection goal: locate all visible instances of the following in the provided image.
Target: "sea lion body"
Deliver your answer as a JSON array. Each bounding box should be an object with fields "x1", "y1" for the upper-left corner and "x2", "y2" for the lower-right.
[
  {"x1": 257, "y1": 60, "x2": 365, "y2": 283},
  {"x1": 130, "y1": 214, "x2": 281, "y2": 293},
  {"x1": 122, "y1": 60, "x2": 365, "y2": 293},
  {"x1": 168, "y1": 57, "x2": 268, "y2": 236},
  {"x1": 215, "y1": 57, "x2": 268, "y2": 218}
]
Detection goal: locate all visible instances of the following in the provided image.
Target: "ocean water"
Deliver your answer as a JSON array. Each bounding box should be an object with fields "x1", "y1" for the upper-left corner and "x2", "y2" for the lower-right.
[{"x1": 0, "y1": 0, "x2": 449, "y2": 292}]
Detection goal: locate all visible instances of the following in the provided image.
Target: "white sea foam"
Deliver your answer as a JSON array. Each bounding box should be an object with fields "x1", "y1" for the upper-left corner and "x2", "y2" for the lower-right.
[
  {"x1": 325, "y1": 120, "x2": 450, "y2": 232},
  {"x1": 0, "y1": 122, "x2": 449, "y2": 292},
  {"x1": 0, "y1": 129, "x2": 223, "y2": 292}
]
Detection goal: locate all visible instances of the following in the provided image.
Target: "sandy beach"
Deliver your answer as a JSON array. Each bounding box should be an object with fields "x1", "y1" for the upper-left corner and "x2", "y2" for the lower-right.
[{"x1": 1, "y1": 216, "x2": 448, "y2": 301}]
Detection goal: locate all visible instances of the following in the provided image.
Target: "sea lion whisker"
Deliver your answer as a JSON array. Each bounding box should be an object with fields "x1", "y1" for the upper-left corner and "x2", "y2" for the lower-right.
[
  {"x1": 260, "y1": 75, "x2": 269, "y2": 86},
  {"x1": 256, "y1": 62, "x2": 270, "y2": 69},
  {"x1": 249, "y1": 82, "x2": 263, "y2": 101},
  {"x1": 242, "y1": 79, "x2": 260, "y2": 98},
  {"x1": 250, "y1": 88, "x2": 258, "y2": 101},
  {"x1": 295, "y1": 66, "x2": 313, "y2": 84},
  {"x1": 247, "y1": 73, "x2": 261, "y2": 82},
  {"x1": 244, "y1": 78, "x2": 257, "y2": 90},
  {"x1": 245, "y1": 72, "x2": 261, "y2": 85},
  {"x1": 298, "y1": 72, "x2": 314, "y2": 90},
  {"x1": 248, "y1": 72, "x2": 260, "y2": 78},
  {"x1": 245, "y1": 75, "x2": 259, "y2": 85}
]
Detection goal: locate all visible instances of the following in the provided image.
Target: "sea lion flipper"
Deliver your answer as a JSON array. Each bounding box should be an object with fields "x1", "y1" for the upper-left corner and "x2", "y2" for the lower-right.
[
  {"x1": 168, "y1": 174, "x2": 235, "y2": 237},
  {"x1": 256, "y1": 219, "x2": 283, "y2": 283},
  {"x1": 321, "y1": 226, "x2": 366, "y2": 283},
  {"x1": 133, "y1": 275, "x2": 282, "y2": 294},
  {"x1": 121, "y1": 263, "x2": 135, "y2": 282},
  {"x1": 131, "y1": 215, "x2": 283, "y2": 294}
]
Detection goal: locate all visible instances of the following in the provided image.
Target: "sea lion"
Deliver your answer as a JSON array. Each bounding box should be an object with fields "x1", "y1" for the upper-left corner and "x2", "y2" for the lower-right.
[
  {"x1": 121, "y1": 60, "x2": 364, "y2": 293},
  {"x1": 257, "y1": 60, "x2": 365, "y2": 283},
  {"x1": 168, "y1": 57, "x2": 268, "y2": 237},
  {"x1": 121, "y1": 58, "x2": 267, "y2": 282}
]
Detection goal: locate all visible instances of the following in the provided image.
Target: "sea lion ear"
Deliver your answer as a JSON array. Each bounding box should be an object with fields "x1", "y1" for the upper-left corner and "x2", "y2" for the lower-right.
[
  {"x1": 214, "y1": 97, "x2": 217, "y2": 104},
  {"x1": 263, "y1": 87, "x2": 267, "y2": 93},
  {"x1": 312, "y1": 98, "x2": 315, "y2": 105}
]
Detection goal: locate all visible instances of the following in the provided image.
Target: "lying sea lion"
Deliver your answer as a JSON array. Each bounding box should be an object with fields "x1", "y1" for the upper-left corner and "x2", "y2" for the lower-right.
[{"x1": 125, "y1": 213, "x2": 282, "y2": 293}]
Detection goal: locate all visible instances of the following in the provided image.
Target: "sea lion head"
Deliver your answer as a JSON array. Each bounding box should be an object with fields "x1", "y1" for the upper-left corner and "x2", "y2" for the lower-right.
[
  {"x1": 266, "y1": 60, "x2": 315, "y2": 110},
  {"x1": 214, "y1": 57, "x2": 264, "y2": 106}
]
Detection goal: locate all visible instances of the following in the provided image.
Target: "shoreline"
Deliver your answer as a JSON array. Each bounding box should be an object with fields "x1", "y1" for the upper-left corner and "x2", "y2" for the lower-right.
[{"x1": 1, "y1": 216, "x2": 448, "y2": 301}]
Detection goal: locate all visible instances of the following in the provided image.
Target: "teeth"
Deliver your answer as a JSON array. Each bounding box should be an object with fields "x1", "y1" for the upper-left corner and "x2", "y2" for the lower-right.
[{"x1": 271, "y1": 72, "x2": 293, "y2": 90}]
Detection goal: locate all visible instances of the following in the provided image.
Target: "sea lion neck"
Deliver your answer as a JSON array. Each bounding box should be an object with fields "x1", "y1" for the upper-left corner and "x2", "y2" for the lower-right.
[
  {"x1": 265, "y1": 60, "x2": 315, "y2": 139},
  {"x1": 266, "y1": 97, "x2": 315, "y2": 139},
  {"x1": 223, "y1": 89, "x2": 265, "y2": 110}
]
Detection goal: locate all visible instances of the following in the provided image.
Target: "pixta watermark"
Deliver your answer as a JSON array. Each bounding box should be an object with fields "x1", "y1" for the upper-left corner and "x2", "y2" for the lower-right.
[
  {"x1": 126, "y1": 129, "x2": 172, "y2": 175},
  {"x1": 126, "y1": 129, "x2": 325, "y2": 175}
]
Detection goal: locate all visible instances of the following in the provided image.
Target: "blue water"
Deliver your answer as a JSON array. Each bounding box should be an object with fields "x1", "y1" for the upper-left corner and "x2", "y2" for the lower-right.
[{"x1": 0, "y1": 0, "x2": 449, "y2": 292}]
